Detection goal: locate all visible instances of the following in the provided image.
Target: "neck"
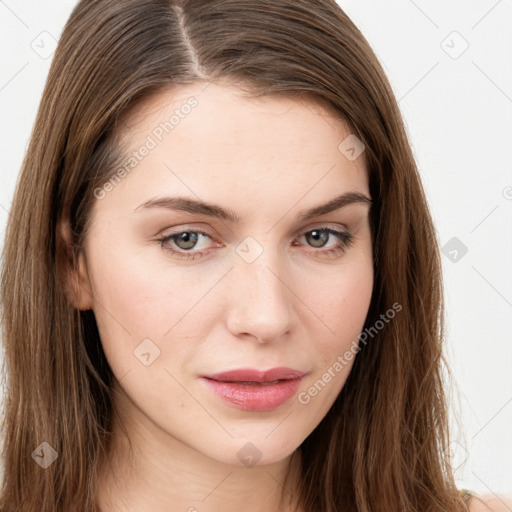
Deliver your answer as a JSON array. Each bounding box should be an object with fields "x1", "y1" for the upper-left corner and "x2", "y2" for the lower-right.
[{"x1": 96, "y1": 384, "x2": 304, "y2": 512}]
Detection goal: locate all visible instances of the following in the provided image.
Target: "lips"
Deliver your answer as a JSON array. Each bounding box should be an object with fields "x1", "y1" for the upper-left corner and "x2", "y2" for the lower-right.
[
  {"x1": 200, "y1": 367, "x2": 306, "y2": 411},
  {"x1": 202, "y1": 367, "x2": 306, "y2": 383}
]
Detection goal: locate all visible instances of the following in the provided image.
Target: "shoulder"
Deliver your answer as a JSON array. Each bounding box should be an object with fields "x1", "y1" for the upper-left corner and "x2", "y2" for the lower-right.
[{"x1": 468, "y1": 493, "x2": 512, "y2": 512}]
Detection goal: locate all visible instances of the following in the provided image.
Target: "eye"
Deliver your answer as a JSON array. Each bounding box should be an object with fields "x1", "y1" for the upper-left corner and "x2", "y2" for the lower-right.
[
  {"x1": 294, "y1": 227, "x2": 354, "y2": 257},
  {"x1": 157, "y1": 229, "x2": 218, "y2": 260},
  {"x1": 156, "y1": 226, "x2": 354, "y2": 260}
]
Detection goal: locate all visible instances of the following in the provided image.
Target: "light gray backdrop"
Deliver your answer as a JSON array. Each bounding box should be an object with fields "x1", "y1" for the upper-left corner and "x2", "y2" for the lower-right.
[{"x1": 0, "y1": 0, "x2": 511, "y2": 497}]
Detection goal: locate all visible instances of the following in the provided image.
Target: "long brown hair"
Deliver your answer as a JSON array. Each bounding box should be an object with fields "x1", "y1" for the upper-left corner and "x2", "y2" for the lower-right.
[{"x1": 1, "y1": 0, "x2": 471, "y2": 510}]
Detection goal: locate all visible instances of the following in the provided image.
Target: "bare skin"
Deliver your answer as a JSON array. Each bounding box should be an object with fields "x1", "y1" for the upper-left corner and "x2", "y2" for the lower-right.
[{"x1": 63, "y1": 81, "x2": 374, "y2": 512}]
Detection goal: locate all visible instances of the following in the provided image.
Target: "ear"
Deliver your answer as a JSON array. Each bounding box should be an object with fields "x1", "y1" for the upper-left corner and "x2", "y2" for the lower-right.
[{"x1": 57, "y1": 218, "x2": 94, "y2": 311}]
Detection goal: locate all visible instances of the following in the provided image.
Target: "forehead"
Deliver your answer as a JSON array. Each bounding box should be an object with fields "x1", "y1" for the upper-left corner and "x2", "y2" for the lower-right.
[
  {"x1": 118, "y1": 81, "x2": 360, "y2": 160},
  {"x1": 101, "y1": 82, "x2": 369, "y2": 216},
  {"x1": 120, "y1": 80, "x2": 347, "y2": 131}
]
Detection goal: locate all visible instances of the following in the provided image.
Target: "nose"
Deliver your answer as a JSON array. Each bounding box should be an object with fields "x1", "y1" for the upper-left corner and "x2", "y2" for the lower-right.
[{"x1": 225, "y1": 245, "x2": 295, "y2": 344}]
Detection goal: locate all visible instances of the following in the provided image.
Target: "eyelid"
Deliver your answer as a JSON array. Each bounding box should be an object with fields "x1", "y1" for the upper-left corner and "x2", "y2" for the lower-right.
[
  {"x1": 157, "y1": 221, "x2": 350, "y2": 240},
  {"x1": 156, "y1": 222, "x2": 354, "y2": 260},
  {"x1": 299, "y1": 221, "x2": 350, "y2": 233}
]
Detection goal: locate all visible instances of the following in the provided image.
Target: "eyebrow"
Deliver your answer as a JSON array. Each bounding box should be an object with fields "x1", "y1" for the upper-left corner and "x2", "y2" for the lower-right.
[{"x1": 133, "y1": 191, "x2": 372, "y2": 222}]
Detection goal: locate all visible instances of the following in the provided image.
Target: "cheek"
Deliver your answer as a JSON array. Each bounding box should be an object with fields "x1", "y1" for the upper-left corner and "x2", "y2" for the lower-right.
[
  {"x1": 294, "y1": 259, "x2": 373, "y2": 416},
  {"x1": 308, "y1": 254, "x2": 373, "y2": 329},
  {"x1": 84, "y1": 237, "x2": 218, "y2": 376},
  {"x1": 305, "y1": 256, "x2": 373, "y2": 365},
  {"x1": 332, "y1": 268, "x2": 373, "y2": 335},
  {"x1": 87, "y1": 229, "x2": 213, "y2": 326}
]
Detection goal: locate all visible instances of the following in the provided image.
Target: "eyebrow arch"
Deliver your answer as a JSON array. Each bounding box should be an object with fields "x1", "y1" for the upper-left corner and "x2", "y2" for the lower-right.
[{"x1": 133, "y1": 191, "x2": 372, "y2": 222}]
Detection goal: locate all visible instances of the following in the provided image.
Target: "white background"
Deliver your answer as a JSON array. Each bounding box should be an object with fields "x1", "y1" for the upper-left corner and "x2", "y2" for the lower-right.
[{"x1": 0, "y1": 0, "x2": 511, "y2": 497}]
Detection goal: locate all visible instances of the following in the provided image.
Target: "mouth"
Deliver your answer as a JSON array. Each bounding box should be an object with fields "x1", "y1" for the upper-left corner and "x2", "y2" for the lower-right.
[
  {"x1": 202, "y1": 367, "x2": 306, "y2": 384},
  {"x1": 216, "y1": 379, "x2": 283, "y2": 385},
  {"x1": 200, "y1": 369, "x2": 306, "y2": 411}
]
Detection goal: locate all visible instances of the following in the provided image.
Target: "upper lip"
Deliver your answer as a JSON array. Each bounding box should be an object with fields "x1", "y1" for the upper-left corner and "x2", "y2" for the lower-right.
[{"x1": 202, "y1": 367, "x2": 305, "y2": 383}]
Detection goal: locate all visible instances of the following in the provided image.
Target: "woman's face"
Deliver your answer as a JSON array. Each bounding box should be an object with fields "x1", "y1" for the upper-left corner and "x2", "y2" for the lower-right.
[{"x1": 73, "y1": 82, "x2": 373, "y2": 466}]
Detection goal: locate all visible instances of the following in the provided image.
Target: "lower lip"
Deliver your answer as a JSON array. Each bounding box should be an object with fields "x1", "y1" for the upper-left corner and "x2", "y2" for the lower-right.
[{"x1": 201, "y1": 377, "x2": 303, "y2": 411}]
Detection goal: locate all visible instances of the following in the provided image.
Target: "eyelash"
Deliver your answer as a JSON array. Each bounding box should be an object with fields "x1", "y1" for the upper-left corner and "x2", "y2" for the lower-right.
[{"x1": 156, "y1": 226, "x2": 354, "y2": 260}]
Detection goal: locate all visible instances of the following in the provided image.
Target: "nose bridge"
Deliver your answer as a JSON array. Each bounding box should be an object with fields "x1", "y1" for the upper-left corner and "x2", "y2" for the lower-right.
[{"x1": 226, "y1": 236, "x2": 293, "y2": 341}]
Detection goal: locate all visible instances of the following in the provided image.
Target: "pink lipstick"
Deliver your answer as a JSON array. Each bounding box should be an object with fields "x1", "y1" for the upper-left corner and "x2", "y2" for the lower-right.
[{"x1": 201, "y1": 367, "x2": 305, "y2": 411}]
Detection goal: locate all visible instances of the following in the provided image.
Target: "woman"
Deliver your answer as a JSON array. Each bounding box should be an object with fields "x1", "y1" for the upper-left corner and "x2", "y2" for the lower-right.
[{"x1": 0, "y1": 0, "x2": 509, "y2": 511}]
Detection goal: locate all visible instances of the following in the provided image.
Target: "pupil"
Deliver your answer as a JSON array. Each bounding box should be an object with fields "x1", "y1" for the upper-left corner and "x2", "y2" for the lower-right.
[
  {"x1": 176, "y1": 232, "x2": 198, "y2": 250},
  {"x1": 308, "y1": 230, "x2": 328, "y2": 248}
]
